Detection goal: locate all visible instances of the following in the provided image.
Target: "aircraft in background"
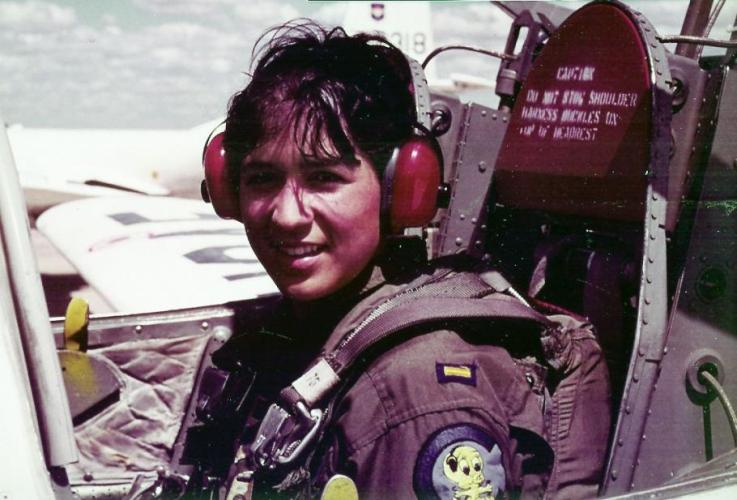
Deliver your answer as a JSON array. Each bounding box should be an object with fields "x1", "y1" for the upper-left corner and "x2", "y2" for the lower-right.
[
  {"x1": 14, "y1": 2, "x2": 493, "y2": 224},
  {"x1": 342, "y1": 1, "x2": 496, "y2": 92},
  {"x1": 7, "y1": 119, "x2": 218, "y2": 216}
]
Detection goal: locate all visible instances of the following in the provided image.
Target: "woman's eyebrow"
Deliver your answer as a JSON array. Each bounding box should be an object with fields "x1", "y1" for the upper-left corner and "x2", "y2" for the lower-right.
[
  {"x1": 242, "y1": 159, "x2": 277, "y2": 170},
  {"x1": 302, "y1": 160, "x2": 342, "y2": 169},
  {"x1": 303, "y1": 157, "x2": 360, "y2": 169}
]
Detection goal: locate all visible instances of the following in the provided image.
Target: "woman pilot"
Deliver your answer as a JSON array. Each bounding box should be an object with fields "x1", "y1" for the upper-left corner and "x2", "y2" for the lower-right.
[{"x1": 201, "y1": 21, "x2": 610, "y2": 500}]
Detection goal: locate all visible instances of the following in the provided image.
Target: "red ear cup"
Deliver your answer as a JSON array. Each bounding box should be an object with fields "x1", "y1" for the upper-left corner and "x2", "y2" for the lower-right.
[
  {"x1": 384, "y1": 137, "x2": 442, "y2": 233},
  {"x1": 203, "y1": 132, "x2": 241, "y2": 220}
]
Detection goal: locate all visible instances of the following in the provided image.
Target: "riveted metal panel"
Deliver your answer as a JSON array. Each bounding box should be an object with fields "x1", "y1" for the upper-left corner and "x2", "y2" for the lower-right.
[
  {"x1": 437, "y1": 104, "x2": 509, "y2": 258},
  {"x1": 628, "y1": 66, "x2": 737, "y2": 491}
]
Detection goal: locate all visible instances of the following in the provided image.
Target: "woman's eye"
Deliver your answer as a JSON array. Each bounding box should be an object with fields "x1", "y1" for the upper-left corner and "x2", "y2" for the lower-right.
[
  {"x1": 308, "y1": 170, "x2": 344, "y2": 185},
  {"x1": 242, "y1": 171, "x2": 278, "y2": 187}
]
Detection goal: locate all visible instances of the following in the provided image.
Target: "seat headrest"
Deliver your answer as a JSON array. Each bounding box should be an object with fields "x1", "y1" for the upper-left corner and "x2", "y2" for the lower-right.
[{"x1": 495, "y1": 1, "x2": 655, "y2": 222}]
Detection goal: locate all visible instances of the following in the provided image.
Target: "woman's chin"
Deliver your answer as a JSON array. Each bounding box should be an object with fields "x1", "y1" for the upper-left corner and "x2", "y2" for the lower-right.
[{"x1": 280, "y1": 278, "x2": 333, "y2": 302}]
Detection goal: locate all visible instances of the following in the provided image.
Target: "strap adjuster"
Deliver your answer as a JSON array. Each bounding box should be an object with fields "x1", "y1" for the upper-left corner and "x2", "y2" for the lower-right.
[{"x1": 250, "y1": 401, "x2": 324, "y2": 470}]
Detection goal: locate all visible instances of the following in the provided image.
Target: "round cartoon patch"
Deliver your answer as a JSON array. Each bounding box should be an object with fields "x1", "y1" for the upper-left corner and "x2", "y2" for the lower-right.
[{"x1": 413, "y1": 424, "x2": 505, "y2": 500}]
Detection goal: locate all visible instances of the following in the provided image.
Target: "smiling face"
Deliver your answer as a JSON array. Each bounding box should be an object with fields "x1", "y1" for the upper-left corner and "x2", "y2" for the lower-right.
[{"x1": 239, "y1": 127, "x2": 382, "y2": 302}]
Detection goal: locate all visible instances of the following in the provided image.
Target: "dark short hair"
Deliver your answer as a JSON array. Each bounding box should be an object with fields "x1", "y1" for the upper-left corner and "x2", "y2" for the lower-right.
[{"x1": 223, "y1": 20, "x2": 416, "y2": 186}]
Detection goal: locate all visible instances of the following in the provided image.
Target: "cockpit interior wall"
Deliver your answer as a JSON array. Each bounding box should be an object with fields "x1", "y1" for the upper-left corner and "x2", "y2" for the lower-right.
[{"x1": 67, "y1": 334, "x2": 209, "y2": 479}]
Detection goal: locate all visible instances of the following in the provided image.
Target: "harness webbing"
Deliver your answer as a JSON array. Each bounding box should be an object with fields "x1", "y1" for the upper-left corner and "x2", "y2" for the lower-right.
[
  {"x1": 252, "y1": 270, "x2": 557, "y2": 472},
  {"x1": 283, "y1": 272, "x2": 552, "y2": 408},
  {"x1": 330, "y1": 294, "x2": 553, "y2": 372}
]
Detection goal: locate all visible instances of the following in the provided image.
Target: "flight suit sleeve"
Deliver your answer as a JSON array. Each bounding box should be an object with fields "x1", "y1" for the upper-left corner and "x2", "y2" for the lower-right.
[{"x1": 316, "y1": 330, "x2": 552, "y2": 500}]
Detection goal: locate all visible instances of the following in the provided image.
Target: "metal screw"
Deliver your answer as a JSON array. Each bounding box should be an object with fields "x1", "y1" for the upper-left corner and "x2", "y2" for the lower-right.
[
  {"x1": 201, "y1": 321, "x2": 210, "y2": 331},
  {"x1": 478, "y1": 161, "x2": 487, "y2": 172},
  {"x1": 134, "y1": 325, "x2": 143, "y2": 334},
  {"x1": 213, "y1": 326, "x2": 231, "y2": 343},
  {"x1": 455, "y1": 237, "x2": 463, "y2": 246}
]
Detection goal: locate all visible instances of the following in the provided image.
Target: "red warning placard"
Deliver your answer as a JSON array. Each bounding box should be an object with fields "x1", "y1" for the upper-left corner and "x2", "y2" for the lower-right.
[{"x1": 495, "y1": 3, "x2": 652, "y2": 221}]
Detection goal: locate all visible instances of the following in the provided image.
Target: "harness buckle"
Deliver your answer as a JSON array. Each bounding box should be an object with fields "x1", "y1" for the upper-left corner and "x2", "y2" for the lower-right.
[{"x1": 250, "y1": 401, "x2": 324, "y2": 470}]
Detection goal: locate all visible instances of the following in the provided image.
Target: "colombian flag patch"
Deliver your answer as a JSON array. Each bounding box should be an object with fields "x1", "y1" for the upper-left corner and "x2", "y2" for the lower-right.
[{"x1": 436, "y1": 362, "x2": 477, "y2": 386}]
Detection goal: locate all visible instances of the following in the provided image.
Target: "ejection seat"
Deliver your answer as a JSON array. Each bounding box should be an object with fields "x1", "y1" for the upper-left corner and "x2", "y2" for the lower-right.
[
  {"x1": 486, "y1": 0, "x2": 657, "y2": 390},
  {"x1": 437, "y1": 1, "x2": 673, "y2": 401},
  {"x1": 435, "y1": 1, "x2": 729, "y2": 494}
]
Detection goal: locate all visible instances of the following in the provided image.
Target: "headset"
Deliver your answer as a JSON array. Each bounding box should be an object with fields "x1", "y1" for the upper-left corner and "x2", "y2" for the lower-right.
[{"x1": 201, "y1": 56, "x2": 443, "y2": 234}]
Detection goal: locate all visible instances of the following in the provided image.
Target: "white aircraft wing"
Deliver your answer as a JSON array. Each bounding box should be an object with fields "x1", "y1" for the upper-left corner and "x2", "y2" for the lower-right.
[
  {"x1": 8, "y1": 119, "x2": 221, "y2": 215},
  {"x1": 20, "y1": 168, "x2": 170, "y2": 217},
  {"x1": 36, "y1": 196, "x2": 277, "y2": 313}
]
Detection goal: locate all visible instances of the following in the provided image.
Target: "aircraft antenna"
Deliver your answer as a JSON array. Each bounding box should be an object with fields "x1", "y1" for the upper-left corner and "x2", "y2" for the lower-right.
[{"x1": 704, "y1": 0, "x2": 726, "y2": 40}]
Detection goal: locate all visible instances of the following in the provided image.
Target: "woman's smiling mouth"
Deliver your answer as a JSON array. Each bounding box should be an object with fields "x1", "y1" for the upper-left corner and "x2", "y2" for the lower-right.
[{"x1": 271, "y1": 242, "x2": 325, "y2": 258}]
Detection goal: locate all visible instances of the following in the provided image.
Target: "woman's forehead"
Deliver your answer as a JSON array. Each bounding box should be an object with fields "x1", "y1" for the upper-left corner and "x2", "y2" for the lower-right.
[{"x1": 247, "y1": 114, "x2": 359, "y2": 166}]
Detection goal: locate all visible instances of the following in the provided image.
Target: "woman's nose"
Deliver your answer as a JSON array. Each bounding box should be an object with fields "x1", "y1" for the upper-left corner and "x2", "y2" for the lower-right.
[{"x1": 271, "y1": 182, "x2": 313, "y2": 230}]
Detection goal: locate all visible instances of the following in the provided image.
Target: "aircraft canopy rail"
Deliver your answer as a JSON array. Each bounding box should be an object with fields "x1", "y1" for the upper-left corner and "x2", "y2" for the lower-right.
[{"x1": 0, "y1": 113, "x2": 78, "y2": 469}]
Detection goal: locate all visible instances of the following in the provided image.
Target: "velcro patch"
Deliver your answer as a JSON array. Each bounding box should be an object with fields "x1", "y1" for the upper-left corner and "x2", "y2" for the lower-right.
[
  {"x1": 414, "y1": 424, "x2": 506, "y2": 500},
  {"x1": 436, "y1": 362, "x2": 477, "y2": 386}
]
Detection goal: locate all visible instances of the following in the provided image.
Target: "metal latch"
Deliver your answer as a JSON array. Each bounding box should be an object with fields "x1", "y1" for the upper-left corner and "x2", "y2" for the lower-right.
[{"x1": 250, "y1": 401, "x2": 324, "y2": 470}]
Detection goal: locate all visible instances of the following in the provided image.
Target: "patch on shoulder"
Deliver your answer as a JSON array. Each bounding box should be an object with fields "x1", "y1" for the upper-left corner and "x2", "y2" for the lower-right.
[
  {"x1": 414, "y1": 424, "x2": 505, "y2": 500},
  {"x1": 436, "y1": 362, "x2": 477, "y2": 386}
]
